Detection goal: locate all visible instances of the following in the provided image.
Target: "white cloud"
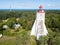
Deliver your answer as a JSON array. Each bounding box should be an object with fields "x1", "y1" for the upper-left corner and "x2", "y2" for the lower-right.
[{"x1": 47, "y1": 4, "x2": 52, "y2": 7}]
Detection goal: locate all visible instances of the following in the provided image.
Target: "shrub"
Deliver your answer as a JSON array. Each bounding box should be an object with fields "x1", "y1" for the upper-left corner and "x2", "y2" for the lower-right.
[
  {"x1": 16, "y1": 29, "x2": 30, "y2": 45},
  {"x1": 3, "y1": 29, "x2": 17, "y2": 36},
  {"x1": 55, "y1": 36, "x2": 60, "y2": 45},
  {"x1": 38, "y1": 36, "x2": 48, "y2": 45},
  {"x1": 29, "y1": 36, "x2": 37, "y2": 45},
  {"x1": 48, "y1": 30, "x2": 56, "y2": 45}
]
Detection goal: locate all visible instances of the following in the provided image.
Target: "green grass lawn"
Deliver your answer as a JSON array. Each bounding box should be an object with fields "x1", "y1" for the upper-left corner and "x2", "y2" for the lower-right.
[
  {"x1": 0, "y1": 36, "x2": 16, "y2": 45},
  {"x1": 0, "y1": 29, "x2": 37, "y2": 45}
]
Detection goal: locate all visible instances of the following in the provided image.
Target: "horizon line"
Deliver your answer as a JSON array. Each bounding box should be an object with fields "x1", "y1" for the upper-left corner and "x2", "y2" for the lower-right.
[{"x1": 0, "y1": 9, "x2": 60, "y2": 10}]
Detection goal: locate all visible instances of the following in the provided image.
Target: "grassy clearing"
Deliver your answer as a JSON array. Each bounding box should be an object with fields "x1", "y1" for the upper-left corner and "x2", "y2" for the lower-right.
[{"x1": 0, "y1": 36, "x2": 16, "y2": 45}]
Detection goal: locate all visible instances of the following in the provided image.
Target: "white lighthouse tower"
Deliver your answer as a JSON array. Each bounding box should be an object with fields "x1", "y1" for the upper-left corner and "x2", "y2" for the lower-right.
[{"x1": 31, "y1": 5, "x2": 48, "y2": 40}]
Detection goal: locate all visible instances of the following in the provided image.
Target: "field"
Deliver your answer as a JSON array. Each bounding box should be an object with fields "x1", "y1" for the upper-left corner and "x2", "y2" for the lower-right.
[{"x1": 0, "y1": 10, "x2": 60, "y2": 45}]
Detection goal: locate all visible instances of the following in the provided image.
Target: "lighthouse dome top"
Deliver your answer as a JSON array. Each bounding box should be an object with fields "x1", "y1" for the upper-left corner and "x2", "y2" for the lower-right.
[
  {"x1": 38, "y1": 5, "x2": 44, "y2": 13},
  {"x1": 39, "y1": 5, "x2": 43, "y2": 9}
]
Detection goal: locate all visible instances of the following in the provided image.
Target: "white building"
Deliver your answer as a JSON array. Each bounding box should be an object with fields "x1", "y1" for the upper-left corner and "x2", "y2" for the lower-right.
[
  {"x1": 0, "y1": 34, "x2": 2, "y2": 38},
  {"x1": 31, "y1": 5, "x2": 48, "y2": 40},
  {"x1": 13, "y1": 23, "x2": 21, "y2": 29},
  {"x1": 3, "y1": 25, "x2": 9, "y2": 29}
]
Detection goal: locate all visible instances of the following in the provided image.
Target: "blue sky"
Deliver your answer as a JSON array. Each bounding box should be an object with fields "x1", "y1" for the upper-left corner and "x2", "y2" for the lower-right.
[{"x1": 0, "y1": 0, "x2": 60, "y2": 9}]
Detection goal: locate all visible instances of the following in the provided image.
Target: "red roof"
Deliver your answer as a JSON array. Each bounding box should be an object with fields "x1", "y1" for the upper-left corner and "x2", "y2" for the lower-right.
[
  {"x1": 39, "y1": 5, "x2": 43, "y2": 9},
  {"x1": 38, "y1": 5, "x2": 43, "y2": 13}
]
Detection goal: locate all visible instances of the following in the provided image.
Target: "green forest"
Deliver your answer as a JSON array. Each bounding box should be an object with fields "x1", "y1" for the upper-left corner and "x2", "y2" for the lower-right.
[{"x1": 0, "y1": 10, "x2": 60, "y2": 45}]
